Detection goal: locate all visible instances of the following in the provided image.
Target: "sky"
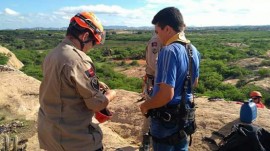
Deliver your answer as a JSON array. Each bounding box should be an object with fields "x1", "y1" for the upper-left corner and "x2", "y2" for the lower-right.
[{"x1": 0, "y1": 0, "x2": 270, "y2": 29}]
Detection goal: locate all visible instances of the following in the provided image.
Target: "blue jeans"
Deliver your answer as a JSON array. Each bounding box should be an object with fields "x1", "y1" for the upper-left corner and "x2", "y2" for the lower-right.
[{"x1": 152, "y1": 137, "x2": 188, "y2": 151}]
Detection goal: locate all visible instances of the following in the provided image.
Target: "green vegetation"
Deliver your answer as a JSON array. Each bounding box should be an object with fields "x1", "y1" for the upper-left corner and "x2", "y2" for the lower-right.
[
  {"x1": 94, "y1": 63, "x2": 141, "y2": 92},
  {"x1": 12, "y1": 49, "x2": 48, "y2": 81},
  {"x1": 0, "y1": 30, "x2": 64, "y2": 50},
  {"x1": 0, "y1": 53, "x2": 9, "y2": 65},
  {"x1": 1, "y1": 28, "x2": 270, "y2": 107}
]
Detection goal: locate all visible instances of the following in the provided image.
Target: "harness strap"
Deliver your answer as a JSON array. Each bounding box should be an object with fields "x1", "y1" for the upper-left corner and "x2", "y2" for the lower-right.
[
  {"x1": 147, "y1": 42, "x2": 196, "y2": 146},
  {"x1": 182, "y1": 43, "x2": 195, "y2": 147},
  {"x1": 180, "y1": 43, "x2": 194, "y2": 109},
  {"x1": 189, "y1": 135, "x2": 193, "y2": 146}
]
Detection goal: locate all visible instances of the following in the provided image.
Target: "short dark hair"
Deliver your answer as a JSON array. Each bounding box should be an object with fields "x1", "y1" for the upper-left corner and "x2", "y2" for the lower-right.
[
  {"x1": 66, "y1": 21, "x2": 95, "y2": 40},
  {"x1": 66, "y1": 21, "x2": 96, "y2": 45},
  {"x1": 67, "y1": 21, "x2": 85, "y2": 36},
  {"x1": 152, "y1": 7, "x2": 185, "y2": 32}
]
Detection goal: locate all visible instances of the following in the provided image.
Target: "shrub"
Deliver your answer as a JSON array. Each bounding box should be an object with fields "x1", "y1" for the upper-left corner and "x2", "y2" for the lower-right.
[
  {"x1": 205, "y1": 90, "x2": 224, "y2": 99},
  {"x1": 219, "y1": 84, "x2": 245, "y2": 101},
  {"x1": 0, "y1": 53, "x2": 9, "y2": 65},
  {"x1": 21, "y1": 64, "x2": 43, "y2": 80},
  {"x1": 130, "y1": 60, "x2": 139, "y2": 66},
  {"x1": 258, "y1": 68, "x2": 270, "y2": 77},
  {"x1": 200, "y1": 72, "x2": 223, "y2": 90},
  {"x1": 236, "y1": 78, "x2": 248, "y2": 87},
  {"x1": 95, "y1": 63, "x2": 141, "y2": 92},
  {"x1": 119, "y1": 60, "x2": 127, "y2": 66},
  {"x1": 260, "y1": 60, "x2": 270, "y2": 66}
]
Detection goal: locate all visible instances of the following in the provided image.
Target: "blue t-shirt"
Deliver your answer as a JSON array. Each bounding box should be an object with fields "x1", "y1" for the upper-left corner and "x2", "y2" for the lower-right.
[{"x1": 150, "y1": 42, "x2": 200, "y2": 138}]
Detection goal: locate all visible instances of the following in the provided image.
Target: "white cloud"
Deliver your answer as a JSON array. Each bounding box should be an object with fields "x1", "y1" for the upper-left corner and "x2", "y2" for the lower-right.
[
  {"x1": 50, "y1": 1, "x2": 270, "y2": 27},
  {"x1": 55, "y1": 4, "x2": 129, "y2": 16},
  {"x1": 144, "y1": 0, "x2": 270, "y2": 26},
  {"x1": 53, "y1": 4, "x2": 156, "y2": 27},
  {"x1": 1, "y1": 0, "x2": 270, "y2": 29},
  {"x1": 4, "y1": 8, "x2": 20, "y2": 16}
]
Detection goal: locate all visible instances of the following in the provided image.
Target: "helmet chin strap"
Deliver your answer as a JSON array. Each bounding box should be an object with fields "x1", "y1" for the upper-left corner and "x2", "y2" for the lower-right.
[
  {"x1": 70, "y1": 29, "x2": 90, "y2": 51},
  {"x1": 79, "y1": 40, "x2": 86, "y2": 51}
]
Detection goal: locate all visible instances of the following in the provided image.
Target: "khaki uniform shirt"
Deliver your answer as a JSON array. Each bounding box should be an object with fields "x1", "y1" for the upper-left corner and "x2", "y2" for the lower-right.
[
  {"x1": 38, "y1": 38, "x2": 107, "y2": 151},
  {"x1": 145, "y1": 35, "x2": 162, "y2": 76}
]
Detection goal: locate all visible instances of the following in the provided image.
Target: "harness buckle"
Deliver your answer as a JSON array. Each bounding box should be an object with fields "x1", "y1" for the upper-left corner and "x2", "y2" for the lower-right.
[{"x1": 162, "y1": 112, "x2": 172, "y2": 122}]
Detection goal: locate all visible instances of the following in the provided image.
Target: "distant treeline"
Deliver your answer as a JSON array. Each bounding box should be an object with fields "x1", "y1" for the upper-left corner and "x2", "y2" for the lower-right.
[{"x1": 0, "y1": 29, "x2": 270, "y2": 106}]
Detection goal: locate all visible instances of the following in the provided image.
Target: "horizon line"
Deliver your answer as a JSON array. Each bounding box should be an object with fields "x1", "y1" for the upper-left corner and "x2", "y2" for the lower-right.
[{"x1": 1, "y1": 24, "x2": 270, "y2": 30}]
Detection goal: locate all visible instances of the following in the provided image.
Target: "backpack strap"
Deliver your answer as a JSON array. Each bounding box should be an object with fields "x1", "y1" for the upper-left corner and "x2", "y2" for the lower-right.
[
  {"x1": 178, "y1": 42, "x2": 195, "y2": 146},
  {"x1": 181, "y1": 43, "x2": 194, "y2": 106},
  {"x1": 169, "y1": 42, "x2": 194, "y2": 107}
]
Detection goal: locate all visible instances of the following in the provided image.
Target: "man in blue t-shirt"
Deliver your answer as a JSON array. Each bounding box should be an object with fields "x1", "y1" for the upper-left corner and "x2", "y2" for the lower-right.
[{"x1": 140, "y1": 7, "x2": 200, "y2": 151}]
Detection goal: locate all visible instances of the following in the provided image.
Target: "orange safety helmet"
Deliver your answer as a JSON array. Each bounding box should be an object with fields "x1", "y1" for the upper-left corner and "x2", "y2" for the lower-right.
[
  {"x1": 250, "y1": 91, "x2": 262, "y2": 98},
  {"x1": 70, "y1": 12, "x2": 105, "y2": 45},
  {"x1": 95, "y1": 108, "x2": 112, "y2": 123}
]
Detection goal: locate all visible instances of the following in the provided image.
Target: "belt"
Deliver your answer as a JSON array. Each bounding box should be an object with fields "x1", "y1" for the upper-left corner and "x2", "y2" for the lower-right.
[{"x1": 147, "y1": 105, "x2": 181, "y2": 122}]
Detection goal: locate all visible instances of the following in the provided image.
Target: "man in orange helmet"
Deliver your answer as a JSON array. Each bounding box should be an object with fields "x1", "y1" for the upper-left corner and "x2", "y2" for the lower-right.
[
  {"x1": 250, "y1": 91, "x2": 265, "y2": 108},
  {"x1": 38, "y1": 12, "x2": 116, "y2": 151}
]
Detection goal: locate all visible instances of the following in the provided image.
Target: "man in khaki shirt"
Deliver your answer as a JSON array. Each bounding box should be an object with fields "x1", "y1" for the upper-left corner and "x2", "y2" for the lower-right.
[
  {"x1": 140, "y1": 34, "x2": 162, "y2": 150},
  {"x1": 143, "y1": 34, "x2": 162, "y2": 100},
  {"x1": 145, "y1": 34, "x2": 162, "y2": 77},
  {"x1": 38, "y1": 12, "x2": 116, "y2": 151}
]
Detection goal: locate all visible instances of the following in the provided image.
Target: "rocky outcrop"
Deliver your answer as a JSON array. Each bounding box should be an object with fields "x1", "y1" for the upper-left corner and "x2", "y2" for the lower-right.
[
  {"x1": 0, "y1": 65, "x2": 21, "y2": 72},
  {"x1": 0, "y1": 46, "x2": 24, "y2": 69},
  {"x1": 0, "y1": 71, "x2": 270, "y2": 151}
]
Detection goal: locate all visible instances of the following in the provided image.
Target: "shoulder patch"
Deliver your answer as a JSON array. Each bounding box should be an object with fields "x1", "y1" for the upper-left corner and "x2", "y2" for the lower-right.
[
  {"x1": 85, "y1": 67, "x2": 95, "y2": 78},
  {"x1": 91, "y1": 78, "x2": 99, "y2": 91},
  {"x1": 151, "y1": 42, "x2": 157, "y2": 47},
  {"x1": 151, "y1": 42, "x2": 159, "y2": 54}
]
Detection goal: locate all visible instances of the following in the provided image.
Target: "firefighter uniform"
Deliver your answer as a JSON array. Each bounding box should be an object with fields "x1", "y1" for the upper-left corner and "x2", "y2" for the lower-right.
[
  {"x1": 143, "y1": 34, "x2": 162, "y2": 100},
  {"x1": 140, "y1": 35, "x2": 162, "y2": 145},
  {"x1": 38, "y1": 38, "x2": 108, "y2": 151},
  {"x1": 145, "y1": 34, "x2": 162, "y2": 76}
]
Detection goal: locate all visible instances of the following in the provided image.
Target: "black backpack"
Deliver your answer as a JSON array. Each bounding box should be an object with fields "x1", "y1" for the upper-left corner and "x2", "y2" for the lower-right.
[{"x1": 204, "y1": 124, "x2": 270, "y2": 151}]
